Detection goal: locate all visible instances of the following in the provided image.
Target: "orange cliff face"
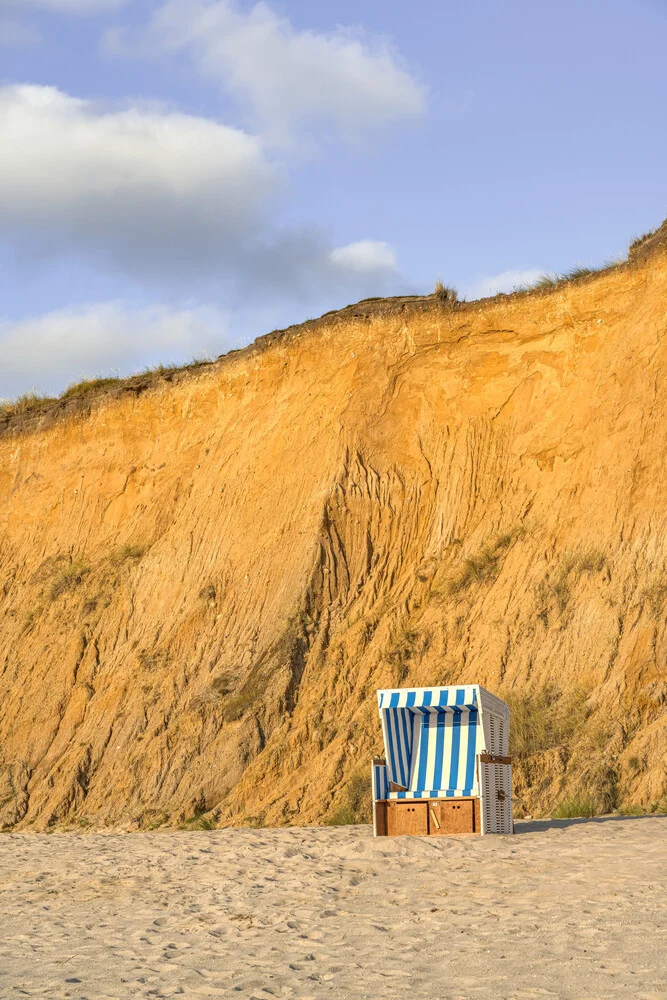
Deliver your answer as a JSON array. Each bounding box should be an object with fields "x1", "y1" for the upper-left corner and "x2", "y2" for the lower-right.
[{"x1": 1, "y1": 231, "x2": 667, "y2": 829}]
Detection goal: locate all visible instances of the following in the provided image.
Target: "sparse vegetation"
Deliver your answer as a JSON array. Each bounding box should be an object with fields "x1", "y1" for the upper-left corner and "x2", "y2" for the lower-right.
[
  {"x1": 137, "y1": 646, "x2": 170, "y2": 673},
  {"x1": 552, "y1": 795, "x2": 599, "y2": 819},
  {"x1": 433, "y1": 280, "x2": 458, "y2": 303},
  {"x1": 45, "y1": 560, "x2": 90, "y2": 602},
  {"x1": 142, "y1": 356, "x2": 213, "y2": 377},
  {"x1": 629, "y1": 227, "x2": 659, "y2": 255},
  {"x1": 210, "y1": 673, "x2": 233, "y2": 696},
  {"x1": 575, "y1": 549, "x2": 607, "y2": 573},
  {"x1": 506, "y1": 687, "x2": 589, "y2": 760},
  {"x1": 199, "y1": 583, "x2": 217, "y2": 605},
  {"x1": 110, "y1": 544, "x2": 145, "y2": 565},
  {"x1": 145, "y1": 812, "x2": 170, "y2": 830},
  {"x1": 221, "y1": 669, "x2": 266, "y2": 722},
  {"x1": 447, "y1": 530, "x2": 522, "y2": 596},
  {"x1": 179, "y1": 814, "x2": 216, "y2": 831},
  {"x1": 507, "y1": 686, "x2": 622, "y2": 816},
  {"x1": 535, "y1": 549, "x2": 608, "y2": 624},
  {"x1": 1, "y1": 357, "x2": 215, "y2": 424},
  {"x1": 21, "y1": 611, "x2": 37, "y2": 634},
  {"x1": 652, "y1": 791, "x2": 667, "y2": 815},
  {"x1": 385, "y1": 625, "x2": 431, "y2": 681},
  {"x1": 0, "y1": 391, "x2": 57, "y2": 419},
  {"x1": 62, "y1": 377, "x2": 121, "y2": 399},
  {"x1": 326, "y1": 771, "x2": 372, "y2": 826},
  {"x1": 221, "y1": 610, "x2": 312, "y2": 722},
  {"x1": 641, "y1": 574, "x2": 667, "y2": 619},
  {"x1": 516, "y1": 263, "x2": 616, "y2": 293},
  {"x1": 241, "y1": 812, "x2": 266, "y2": 829},
  {"x1": 618, "y1": 803, "x2": 647, "y2": 816}
]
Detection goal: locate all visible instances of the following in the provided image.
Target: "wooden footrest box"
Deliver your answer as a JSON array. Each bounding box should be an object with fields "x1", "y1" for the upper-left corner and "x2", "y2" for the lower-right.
[{"x1": 376, "y1": 797, "x2": 481, "y2": 837}]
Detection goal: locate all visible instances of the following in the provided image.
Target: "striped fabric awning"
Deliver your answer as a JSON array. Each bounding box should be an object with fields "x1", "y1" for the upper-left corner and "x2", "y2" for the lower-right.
[
  {"x1": 377, "y1": 686, "x2": 481, "y2": 797},
  {"x1": 377, "y1": 686, "x2": 478, "y2": 711}
]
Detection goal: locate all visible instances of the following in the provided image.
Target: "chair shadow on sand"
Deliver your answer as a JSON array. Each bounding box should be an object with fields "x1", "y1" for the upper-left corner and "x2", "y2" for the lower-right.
[{"x1": 515, "y1": 813, "x2": 664, "y2": 834}]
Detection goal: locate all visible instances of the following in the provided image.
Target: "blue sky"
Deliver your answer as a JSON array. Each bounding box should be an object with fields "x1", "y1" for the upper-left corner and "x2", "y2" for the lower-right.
[{"x1": 1, "y1": 0, "x2": 665, "y2": 398}]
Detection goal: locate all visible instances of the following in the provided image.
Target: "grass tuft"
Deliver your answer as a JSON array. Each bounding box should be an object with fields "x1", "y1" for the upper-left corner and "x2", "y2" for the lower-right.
[
  {"x1": 629, "y1": 228, "x2": 659, "y2": 255},
  {"x1": 110, "y1": 544, "x2": 145, "y2": 564},
  {"x1": 433, "y1": 280, "x2": 458, "y2": 303},
  {"x1": 535, "y1": 549, "x2": 608, "y2": 624},
  {"x1": 384, "y1": 626, "x2": 431, "y2": 681},
  {"x1": 179, "y1": 815, "x2": 216, "y2": 831},
  {"x1": 641, "y1": 574, "x2": 667, "y2": 618},
  {"x1": 552, "y1": 795, "x2": 599, "y2": 819},
  {"x1": 46, "y1": 560, "x2": 90, "y2": 601},
  {"x1": 199, "y1": 583, "x2": 217, "y2": 604},
  {"x1": 517, "y1": 263, "x2": 614, "y2": 293},
  {"x1": 447, "y1": 530, "x2": 522, "y2": 596}
]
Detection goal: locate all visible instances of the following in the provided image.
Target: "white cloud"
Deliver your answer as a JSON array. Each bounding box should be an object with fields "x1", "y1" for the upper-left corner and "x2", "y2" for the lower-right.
[
  {"x1": 0, "y1": 302, "x2": 230, "y2": 399},
  {"x1": 0, "y1": 84, "x2": 406, "y2": 299},
  {"x1": 0, "y1": 17, "x2": 40, "y2": 45},
  {"x1": 0, "y1": 83, "x2": 281, "y2": 278},
  {"x1": 466, "y1": 268, "x2": 544, "y2": 300},
  {"x1": 330, "y1": 240, "x2": 397, "y2": 274},
  {"x1": 110, "y1": 0, "x2": 426, "y2": 145},
  {"x1": 4, "y1": 0, "x2": 128, "y2": 13}
]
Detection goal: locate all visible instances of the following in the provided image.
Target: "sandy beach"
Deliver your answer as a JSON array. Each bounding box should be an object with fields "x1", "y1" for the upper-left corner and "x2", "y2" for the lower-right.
[{"x1": 1, "y1": 816, "x2": 665, "y2": 1000}]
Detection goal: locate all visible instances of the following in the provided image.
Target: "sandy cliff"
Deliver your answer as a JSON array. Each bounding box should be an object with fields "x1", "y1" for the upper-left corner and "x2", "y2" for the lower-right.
[{"x1": 1, "y1": 225, "x2": 666, "y2": 829}]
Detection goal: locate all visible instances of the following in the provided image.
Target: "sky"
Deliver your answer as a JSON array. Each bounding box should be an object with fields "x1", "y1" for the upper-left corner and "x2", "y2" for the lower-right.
[{"x1": 0, "y1": 0, "x2": 665, "y2": 399}]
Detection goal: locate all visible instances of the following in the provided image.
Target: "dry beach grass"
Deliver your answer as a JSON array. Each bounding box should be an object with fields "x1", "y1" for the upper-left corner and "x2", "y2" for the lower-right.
[{"x1": 1, "y1": 816, "x2": 665, "y2": 999}]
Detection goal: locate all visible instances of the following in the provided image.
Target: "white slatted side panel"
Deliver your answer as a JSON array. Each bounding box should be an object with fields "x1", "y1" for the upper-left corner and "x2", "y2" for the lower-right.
[{"x1": 480, "y1": 761, "x2": 513, "y2": 834}]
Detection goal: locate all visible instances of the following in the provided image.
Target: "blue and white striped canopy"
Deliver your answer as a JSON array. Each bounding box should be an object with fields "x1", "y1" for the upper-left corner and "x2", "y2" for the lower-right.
[
  {"x1": 378, "y1": 686, "x2": 478, "y2": 711},
  {"x1": 377, "y1": 686, "x2": 482, "y2": 798}
]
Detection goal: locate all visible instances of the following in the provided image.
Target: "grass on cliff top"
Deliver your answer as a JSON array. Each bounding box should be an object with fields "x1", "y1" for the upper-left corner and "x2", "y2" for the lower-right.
[
  {"x1": 62, "y1": 377, "x2": 122, "y2": 399},
  {"x1": 433, "y1": 280, "x2": 459, "y2": 303},
  {"x1": 629, "y1": 226, "x2": 660, "y2": 255},
  {"x1": 513, "y1": 259, "x2": 625, "y2": 294},
  {"x1": 0, "y1": 391, "x2": 58, "y2": 418},
  {"x1": 520, "y1": 265, "x2": 599, "y2": 290},
  {"x1": 0, "y1": 356, "x2": 215, "y2": 421},
  {"x1": 1, "y1": 225, "x2": 659, "y2": 424}
]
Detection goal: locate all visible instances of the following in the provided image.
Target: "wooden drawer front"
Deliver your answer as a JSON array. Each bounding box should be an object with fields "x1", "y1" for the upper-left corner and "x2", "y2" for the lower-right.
[
  {"x1": 386, "y1": 801, "x2": 428, "y2": 836},
  {"x1": 429, "y1": 799, "x2": 476, "y2": 835}
]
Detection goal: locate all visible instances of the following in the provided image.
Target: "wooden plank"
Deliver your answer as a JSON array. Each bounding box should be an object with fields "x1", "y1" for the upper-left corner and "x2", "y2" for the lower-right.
[
  {"x1": 386, "y1": 801, "x2": 428, "y2": 836},
  {"x1": 429, "y1": 799, "x2": 476, "y2": 835},
  {"x1": 479, "y1": 754, "x2": 512, "y2": 764},
  {"x1": 374, "y1": 800, "x2": 387, "y2": 837}
]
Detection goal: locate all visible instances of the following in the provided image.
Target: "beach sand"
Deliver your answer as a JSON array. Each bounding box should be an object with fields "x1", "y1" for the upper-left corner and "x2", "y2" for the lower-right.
[{"x1": 0, "y1": 816, "x2": 665, "y2": 999}]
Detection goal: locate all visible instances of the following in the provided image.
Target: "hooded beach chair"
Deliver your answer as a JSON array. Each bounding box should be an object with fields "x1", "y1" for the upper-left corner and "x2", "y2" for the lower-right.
[{"x1": 371, "y1": 685, "x2": 513, "y2": 836}]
